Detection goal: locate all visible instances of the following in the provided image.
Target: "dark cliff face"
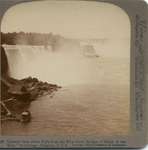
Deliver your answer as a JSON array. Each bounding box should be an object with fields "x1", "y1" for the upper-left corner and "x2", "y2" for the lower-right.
[
  {"x1": 1, "y1": 46, "x2": 9, "y2": 77},
  {"x1": 1, "y1": 46, "x2": 9, "y2": 99}
]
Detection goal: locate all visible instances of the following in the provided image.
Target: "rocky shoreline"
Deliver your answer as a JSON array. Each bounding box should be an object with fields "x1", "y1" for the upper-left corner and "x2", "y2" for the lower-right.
[{"x1": 1, "y1": 76, "x2": 61, "y2": 122}]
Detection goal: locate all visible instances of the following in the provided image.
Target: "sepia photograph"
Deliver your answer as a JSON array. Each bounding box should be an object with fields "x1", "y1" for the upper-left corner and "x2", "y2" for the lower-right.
[{"x1": 1, "y1": 0, "x2": 130, "y2": 136}]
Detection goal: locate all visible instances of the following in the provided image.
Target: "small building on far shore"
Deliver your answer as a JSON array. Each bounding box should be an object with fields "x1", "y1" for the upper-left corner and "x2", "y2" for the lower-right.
[{"x1": 82, "y1": 45, "x2": 99, "y2": 58}]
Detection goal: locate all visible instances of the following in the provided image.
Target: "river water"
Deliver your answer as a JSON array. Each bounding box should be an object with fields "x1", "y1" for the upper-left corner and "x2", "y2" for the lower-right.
[
  {"x1": 1, "y1": 44, "x2": 130, "y2": 136},
  {"x1": 2, "y1": 84, "x2": 129, "y2": 136},
  {"x1": 2, "y1": 55, "x2": 130, "y2": 135}
]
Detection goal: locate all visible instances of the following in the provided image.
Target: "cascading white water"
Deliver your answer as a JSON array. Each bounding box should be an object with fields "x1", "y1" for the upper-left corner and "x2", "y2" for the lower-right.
[
  {"x1": 4, "y1": 44, "x2": 101, "y2": 86},
  {"x1": 2, "y1": 43, "x2": 130, "y2": 136}
]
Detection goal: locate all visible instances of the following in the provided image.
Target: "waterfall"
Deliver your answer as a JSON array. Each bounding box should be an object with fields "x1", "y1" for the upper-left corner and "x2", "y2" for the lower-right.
[{"x1": 4, "y1": 45, "x2": 100, "y2": 86}]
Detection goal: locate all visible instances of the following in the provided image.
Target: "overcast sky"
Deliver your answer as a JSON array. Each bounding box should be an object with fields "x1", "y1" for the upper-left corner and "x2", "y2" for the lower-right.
[{"x1": 1, "y1": 0, "x2": 130, "y2": 39}]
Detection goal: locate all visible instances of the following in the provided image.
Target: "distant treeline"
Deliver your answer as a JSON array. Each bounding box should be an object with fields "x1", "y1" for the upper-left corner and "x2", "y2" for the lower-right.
[{"x1": 1, "y1": 32, "x2": 65, "y2": 47}]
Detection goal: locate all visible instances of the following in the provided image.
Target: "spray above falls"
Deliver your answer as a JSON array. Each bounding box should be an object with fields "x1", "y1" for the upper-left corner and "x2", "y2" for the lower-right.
[{"x1": 3, "y1": 42, "x2": 99, "y2": 86}]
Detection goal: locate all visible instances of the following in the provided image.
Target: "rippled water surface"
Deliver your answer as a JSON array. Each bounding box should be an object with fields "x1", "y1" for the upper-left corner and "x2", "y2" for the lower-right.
[{"x1": 1, "y1": 45, "x2": 130, "y2": 136}]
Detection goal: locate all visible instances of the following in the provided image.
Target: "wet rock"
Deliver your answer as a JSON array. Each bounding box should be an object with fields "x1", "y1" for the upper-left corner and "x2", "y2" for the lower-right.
[
  {"x1": 21, "y1": 111, "x2": 31, "y2": 123},
  {"x1": 1, "y1": 76, "x2": 61, "y2": 122}
]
